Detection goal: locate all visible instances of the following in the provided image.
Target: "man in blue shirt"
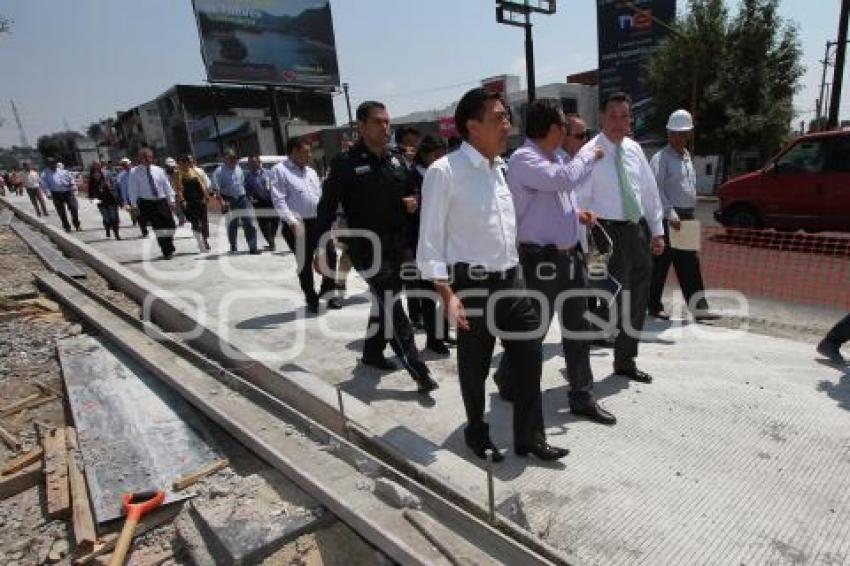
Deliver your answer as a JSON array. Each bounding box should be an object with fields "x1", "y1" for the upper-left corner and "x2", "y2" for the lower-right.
[
  {"x1": 213, "y1": 149, "x2": 259, "y2": 254},
  {"x1": 41, "y1": 158, "x2": 81, "y2": 232},
  {"x1": 244, "y1": 154, "x2": 279, "y2": 251}
]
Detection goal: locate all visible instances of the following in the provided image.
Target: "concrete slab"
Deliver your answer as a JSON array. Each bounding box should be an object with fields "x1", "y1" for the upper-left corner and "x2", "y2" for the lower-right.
[
  {"x1": 9, "y1": 194, "x2": 850, "y2": 564},
  {"x1": 58, "y1": 334, "x2": 221, "y2": 524},
  {"x1": 189, "y1": 471, "x2": 331, "y2": 565}
]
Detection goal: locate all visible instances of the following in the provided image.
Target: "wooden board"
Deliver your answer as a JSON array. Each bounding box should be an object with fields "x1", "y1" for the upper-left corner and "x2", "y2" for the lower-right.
[
  {"x1": 0, "y1": 463, "x2": 42, "y2": 500},
  {"x1": 1, "y1": 447, "x2": 44, "y2": 475},
  {"x1": 41, "y1": 425, "x2": 71, "y2": 518},
  {"x1": 67, "y1": 427, "x2": 98, "y2": 551}
]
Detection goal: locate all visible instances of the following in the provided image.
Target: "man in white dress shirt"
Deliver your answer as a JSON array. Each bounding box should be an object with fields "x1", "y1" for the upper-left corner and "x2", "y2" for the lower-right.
[
  {"x1": 271, "y1": 138, "x2": 341, "y2": 313},
  {"x1": 127, "y1": 147, "x2": 177, "y2": 259},
  {"x1": 418, "y1": 87, "x2": 569, "y2": 462},
  {"x1": 576, "y1": 92, "x2": 665, "y2": 384}
]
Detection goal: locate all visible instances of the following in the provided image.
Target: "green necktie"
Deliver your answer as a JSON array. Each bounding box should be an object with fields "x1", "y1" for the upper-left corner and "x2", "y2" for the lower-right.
[{"x1": 615, "y1": 144, "x2": 642, "y2": 223}]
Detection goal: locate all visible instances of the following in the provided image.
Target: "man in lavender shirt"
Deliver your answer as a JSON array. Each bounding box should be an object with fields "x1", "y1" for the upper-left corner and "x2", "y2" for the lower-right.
[{"x1": 494, "y1": 100, "x2": 616, "y2": 425}]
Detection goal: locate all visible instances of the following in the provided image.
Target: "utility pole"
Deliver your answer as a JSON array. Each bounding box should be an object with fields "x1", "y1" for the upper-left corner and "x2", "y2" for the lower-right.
[
  {"x1": 267, "y1": 86, "x2": 285, "y2": 155},
  {"x1": 10, "y1": 99, "x2": 29, "y2": 147},
  {"x1": 816, "y1": 41, "x2": 835, "y2": 129},
  {"x1": 828, "y1": 0, "x2": 849, "y2": 128},
  {"x1": 496, "y1": 0, "x2": 556, "y2": 103},
  {"x1": 342, "y1": 82, "x2": 354, "y2": 135}
]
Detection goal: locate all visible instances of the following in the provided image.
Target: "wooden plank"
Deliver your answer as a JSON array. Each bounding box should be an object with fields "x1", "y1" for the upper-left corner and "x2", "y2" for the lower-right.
[
  {"x1": 0, "y1": 463, "x2": 42, "y2": 500},
  {"x1": 1, "y1": 447, "x2": 44, "y2": 475},
  {"x1": 172, "y1": 458, "x2": 229, "y2": 491},
  {"x1": 1, "y1": 395, "x2": 56, "y2": 418},
  {"x1": 10, "y1": 221, "x2": 87, "y2": 279},
  {"x1": 0, "y1": 420, "x2": 21, "y2": 451},
  {"x1": 35, "y1": 381, "x2": 64, "y2": 399},
  {"x1": 20, "y1": 297, "x2": 62, "y2": 313},
  {"x1": 41, "y1": 425, "x2": 71, "y2": 519},
  {"x1": 66, "y1": 428, "x2": 98, "y2": 552},
  {"x1": 0, "y1": 393, "x2": 42, "y2": 415}
]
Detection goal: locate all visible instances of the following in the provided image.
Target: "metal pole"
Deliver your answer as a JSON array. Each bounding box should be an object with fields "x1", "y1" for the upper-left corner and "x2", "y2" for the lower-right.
[
  {"x1": 268, "y1": 86, "x2": 285, "y2": 155},
  {"x1": 524, "y1": 7, "x2": 536, "y2": 102},
  {"x1": 210, "y1": 86, "x2": 224, "y2": 159},
  {"x1": 342, "y1": 82, "x2": 354, "y2": 134},
  {"x1": 828, "y1": 0, "x2": 849, "y2": 128},
  {"x1": 817, "y1": 41, "x2": 833, "y2": 129}
]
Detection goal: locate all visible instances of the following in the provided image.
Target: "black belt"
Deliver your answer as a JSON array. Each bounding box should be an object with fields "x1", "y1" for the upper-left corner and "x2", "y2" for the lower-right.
[
  {"x1": 598, "y1": 218, "x2": 639, "y2": 226},
  {"x1": 518, "y1": 242, "x2": 581, "y2": 257},
  {"x1": 451, "y1": 263, "x2": 517, "y2": 281}
]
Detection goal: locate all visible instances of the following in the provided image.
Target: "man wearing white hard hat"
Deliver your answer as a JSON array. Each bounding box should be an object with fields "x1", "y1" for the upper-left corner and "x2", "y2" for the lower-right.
[{"x1": 648, "y1": 109, "x2": 719, "y2": 322}]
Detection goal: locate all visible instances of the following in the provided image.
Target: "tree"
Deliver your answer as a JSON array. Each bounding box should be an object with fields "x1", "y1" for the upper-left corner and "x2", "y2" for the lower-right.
[
  {"x1": 37, "y1": 131, "x2": 84, "y2": 167},
  {"x1": 645, "y1": 0, "x2": 804, "y2": 163}
]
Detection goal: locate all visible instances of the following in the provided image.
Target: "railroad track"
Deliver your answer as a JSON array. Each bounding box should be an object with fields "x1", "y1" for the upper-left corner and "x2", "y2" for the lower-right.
[{"x1": 1, "y1": 197, "x2": 571, "y2": 565}]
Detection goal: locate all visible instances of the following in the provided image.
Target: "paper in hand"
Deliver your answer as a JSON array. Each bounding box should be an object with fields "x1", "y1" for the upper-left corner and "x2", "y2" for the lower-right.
[{"x1": 669, "y1": 219, "x2": 701, "y2": 251}]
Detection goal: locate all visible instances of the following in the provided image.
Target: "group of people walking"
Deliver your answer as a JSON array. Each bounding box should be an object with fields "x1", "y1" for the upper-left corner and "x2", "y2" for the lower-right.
[{"x1": 18, "y1": 86, "x2": 848, "y2": 466}]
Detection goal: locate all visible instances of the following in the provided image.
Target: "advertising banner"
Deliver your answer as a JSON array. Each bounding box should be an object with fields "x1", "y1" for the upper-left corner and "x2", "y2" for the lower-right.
[
  {"x1": 192, "y1": 0, "x2": 340, "y2": 87},
  {"x1": 596, "y1": 0, "x2": 676, "y2": 138}
]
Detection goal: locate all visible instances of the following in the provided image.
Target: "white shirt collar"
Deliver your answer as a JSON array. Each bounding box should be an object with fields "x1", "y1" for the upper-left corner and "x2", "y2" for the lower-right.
[{"x1": 460, "y1": 141, "x2": 504, "y2": 169}]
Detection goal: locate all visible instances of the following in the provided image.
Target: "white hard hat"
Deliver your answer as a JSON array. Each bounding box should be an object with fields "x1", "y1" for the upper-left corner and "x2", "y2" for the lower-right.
[
  {"x1": 120, "y1": 157, "x2": 131, "y2": 165},
  {"x1": 165, "y1": 157, "x2": 177, "y2": 167},
  {"x1": 667, "y1": 109, "x2": 694, "y2": 132}
]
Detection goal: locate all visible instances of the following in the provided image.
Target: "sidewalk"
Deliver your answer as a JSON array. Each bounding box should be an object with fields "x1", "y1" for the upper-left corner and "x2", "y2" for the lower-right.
[{"x1": 7, "y1": 194, "x2": 850, "y2": 565}]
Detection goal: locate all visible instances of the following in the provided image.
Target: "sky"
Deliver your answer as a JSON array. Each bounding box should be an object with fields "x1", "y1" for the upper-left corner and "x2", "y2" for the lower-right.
[{"x1": 0, "y1": 0, "x2": 846, "y2": 148}]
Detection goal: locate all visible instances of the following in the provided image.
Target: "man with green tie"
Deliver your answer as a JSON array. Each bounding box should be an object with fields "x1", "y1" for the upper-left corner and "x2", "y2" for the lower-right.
[{"x1": 576, "y1": 92, "x2": 665, "y2": 384}]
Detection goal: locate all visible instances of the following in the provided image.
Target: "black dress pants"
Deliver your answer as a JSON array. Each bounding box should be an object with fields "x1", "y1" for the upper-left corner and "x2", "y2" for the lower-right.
[
  {"x1": 595, "y1": 220, "x2": 652, "y2": 370},
  {"x1": 52, "y1": 191, "x2": 80, "y2": 231},
  {"x1": 253, "y1": 199, "x2": 280, "y2": 249},
  {"x1": 649, "y1": 207, "x2": 709, "y2": 313},
  {"x1": 137, "y1": 199, "x2": 176, "y2": 256},
  {"x1": 826, "y1": 314, "x2": 850, "y2": 346},
  {"x1": 281, "y1": 218, "x2": 337, "y2": 304},
  {"x1": 496, "y1": 245, "x2": 595, "y2": 407},
  {"x1": 452, "y1": 264, "x2": 545, "y2": 448}
]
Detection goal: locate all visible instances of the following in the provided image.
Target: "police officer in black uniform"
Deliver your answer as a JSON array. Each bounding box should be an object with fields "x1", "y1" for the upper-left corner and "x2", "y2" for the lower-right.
[{"x1": 317, "y1": 101, "x2": 438, "y2": 393}]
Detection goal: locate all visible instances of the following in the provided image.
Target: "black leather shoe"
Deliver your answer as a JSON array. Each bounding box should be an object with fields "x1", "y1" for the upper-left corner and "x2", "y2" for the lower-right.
[
  {"x1": 361, "y1": 355, "x2": 396, "y2": 371},
  {"x1": 402, "y1": 358, "x2": 439, "y2": 393},
  {"x1": 648, "y1": 309, "x2": 671, "y2": 320},
  {"x1": 515, "y1": 441, "x2": 569, "y2": 460},
  {"x1": 326, "y1": 297, "x2": 343, "y2": 310},
  {"x1": 615, "y1": 367, "x2": 653, "y2": 383},
  {"x1": 426, "y1": 339, "x2": 450, "y2": 355},
  {"x1": 466, "y1": 439, "x2": 505, "y2": 462},
  {"x1": 817, "y1": 339, "x2": 847, "y2": 366},
  {"x1": 693, "y1": 310, "x2": 721, "y2": 321},
  {"x1": 249, "y1": 248, "x2": 262, "y2": 255},
  {"x1": 306, "y1": 300, "x2": 319, "y2": 314},
  {"x1": 571, "y1": 401, "x2": 617, "y2": 425}
]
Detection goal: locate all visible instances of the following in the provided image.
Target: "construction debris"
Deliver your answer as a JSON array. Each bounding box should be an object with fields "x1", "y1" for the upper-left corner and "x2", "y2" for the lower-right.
[
  {"x1": 0, "y1": 462, "x2": 42, "y2": 500},
  {"x1": 172, "y1": 458, "x2": 230, "y2": 492},
  {"x1": 0, "y1": 421, "x2": 20, "y2": 451}
]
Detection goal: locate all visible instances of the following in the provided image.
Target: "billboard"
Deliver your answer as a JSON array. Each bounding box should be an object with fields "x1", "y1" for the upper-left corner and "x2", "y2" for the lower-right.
[
  {"x1": 192, "y1": 0, "x2": 340, "y2": 87},
  {"x1": 596, "y1": 0, "x2": 676, "y2": 138}
]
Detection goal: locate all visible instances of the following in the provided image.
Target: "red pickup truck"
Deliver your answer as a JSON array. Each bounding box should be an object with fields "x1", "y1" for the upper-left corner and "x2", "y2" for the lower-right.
[{"x1": 714, "y1": 130, "x2": 850, "y2": 232}]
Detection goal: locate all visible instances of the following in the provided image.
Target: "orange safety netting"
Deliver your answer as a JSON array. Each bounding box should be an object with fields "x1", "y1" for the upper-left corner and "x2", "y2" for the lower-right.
[{"x1": 692, "y1": 227, "x2": 850, "y2": 310}]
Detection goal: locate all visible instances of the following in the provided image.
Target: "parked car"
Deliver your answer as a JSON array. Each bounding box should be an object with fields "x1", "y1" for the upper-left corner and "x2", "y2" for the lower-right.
[{"x1": 714, "y1": 130, "x2": 850, "y2": 232}]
